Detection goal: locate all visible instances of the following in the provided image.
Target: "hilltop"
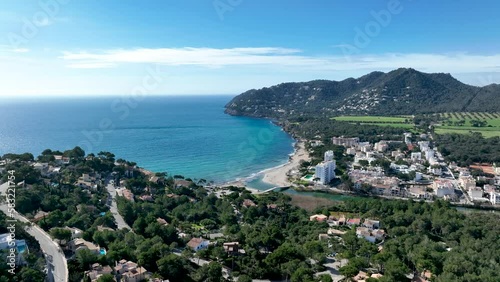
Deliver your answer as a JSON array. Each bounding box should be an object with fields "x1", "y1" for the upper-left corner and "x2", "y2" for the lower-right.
[{"x1": 225, "y1": 68, "x2": 500, "y2": 118}]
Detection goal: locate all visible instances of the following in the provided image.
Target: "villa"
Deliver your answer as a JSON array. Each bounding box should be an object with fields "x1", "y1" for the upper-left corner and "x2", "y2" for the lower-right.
[
  {"x1": 69, "y1": 238, "x2": 100, "y2": 255},
  {"x1": 187, "y1": 237, "x2": 209, "y2": 252},
  {"x1": 116, "y1": 260, "x2": 148, "y2": 282},
  {"x1": 85, "y1": 263, "x2": 114, "y2": 282}
]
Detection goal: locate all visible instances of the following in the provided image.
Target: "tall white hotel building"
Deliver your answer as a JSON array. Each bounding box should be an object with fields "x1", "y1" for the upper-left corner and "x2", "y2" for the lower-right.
[{"x1": 315, "y1": 150, "x2": 336, "y2": 184}]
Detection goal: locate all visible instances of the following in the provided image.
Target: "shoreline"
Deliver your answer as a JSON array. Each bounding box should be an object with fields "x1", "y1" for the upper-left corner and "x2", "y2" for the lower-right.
[
  {"x1": 221, "y1": 139, "x2": 310, "y2": 193},
  {"x1": 260, "y1": 140, "x2": 310, "y2": 187}
]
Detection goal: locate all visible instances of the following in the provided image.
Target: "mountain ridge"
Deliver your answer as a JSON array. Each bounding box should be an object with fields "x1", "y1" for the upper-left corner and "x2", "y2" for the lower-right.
[{"x1": 225, "y1": 68, "x2": 500, "y2": 118}]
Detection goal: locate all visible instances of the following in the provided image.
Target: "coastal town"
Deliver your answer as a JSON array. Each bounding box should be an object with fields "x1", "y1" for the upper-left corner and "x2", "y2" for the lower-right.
[
  {"x1": 256, "y1": 133, "x2": 500, "y2": 209},
  {"x1": 1, "y1": 127, "x2": 499, "y2": 282}
]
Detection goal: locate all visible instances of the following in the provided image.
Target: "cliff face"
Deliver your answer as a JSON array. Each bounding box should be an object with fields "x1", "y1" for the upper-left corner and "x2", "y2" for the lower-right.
[{"x1": 225, "y1": 68, "x2": 500, "y2": 119}]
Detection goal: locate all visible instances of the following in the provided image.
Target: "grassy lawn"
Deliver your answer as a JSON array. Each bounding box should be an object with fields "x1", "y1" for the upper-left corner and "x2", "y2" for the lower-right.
[{"x1": 333, "y1": 116, "x2": 408, "y2": 123}]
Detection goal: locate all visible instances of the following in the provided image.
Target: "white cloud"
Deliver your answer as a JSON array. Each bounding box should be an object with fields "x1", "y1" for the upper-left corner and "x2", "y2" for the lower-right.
[{"x1": 59, "y1": 47, "x2": 500, "y2": 75}]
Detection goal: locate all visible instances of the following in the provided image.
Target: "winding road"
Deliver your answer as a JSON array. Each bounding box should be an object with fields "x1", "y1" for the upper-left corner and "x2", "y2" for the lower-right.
[{"x1": 0, "y1": 182, "x2": 68, "y2": 282}]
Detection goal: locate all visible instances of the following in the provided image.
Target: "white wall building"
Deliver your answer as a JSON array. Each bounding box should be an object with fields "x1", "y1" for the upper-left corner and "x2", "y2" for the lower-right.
[
  {"x1": 490, "y1": 192, "x2": 500, "y2": 205},
  {"x1": 315, "y1": 151, "x2": 336, "y2": 185},
  {"x1": 411, "y1": 152, "x2": 422, "y2": 161},
  {"x1": 468, "y1": 187, "x2": 483, "y2": 200}
]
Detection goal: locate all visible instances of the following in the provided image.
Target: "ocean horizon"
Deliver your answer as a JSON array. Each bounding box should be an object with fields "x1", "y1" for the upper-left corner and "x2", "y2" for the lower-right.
[{"x1": 0, "y1": 95, "x2": 295, "y2": 183}]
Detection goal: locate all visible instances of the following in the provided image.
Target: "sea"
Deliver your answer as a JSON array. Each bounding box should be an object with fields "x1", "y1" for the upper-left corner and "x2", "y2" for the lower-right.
[{"x1": 0, "y1": 95, "x2": 295, "y2": 184}]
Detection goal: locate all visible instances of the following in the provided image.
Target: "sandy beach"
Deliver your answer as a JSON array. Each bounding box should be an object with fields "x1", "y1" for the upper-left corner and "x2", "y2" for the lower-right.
[
  {"x1": 221, "y1": 140, "x2": 310, "y2": 193},
  {"x1": 261, "y1": 140, "x2": 310, "y2": 187}
]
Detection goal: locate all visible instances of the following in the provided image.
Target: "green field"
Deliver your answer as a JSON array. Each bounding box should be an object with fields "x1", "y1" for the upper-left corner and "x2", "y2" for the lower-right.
[
  {"x1": 332, "y1": 115, "x2": 414, "y2": 130},
  {"x1": 333, "y1": 113, "x2": 500, "y2": 138},
  {"x1": 333, "y1": 116, "x2": 409, "y2": 123},
  {"x1": 434, "y1": 112, "x2": 500, "y2": 138}
]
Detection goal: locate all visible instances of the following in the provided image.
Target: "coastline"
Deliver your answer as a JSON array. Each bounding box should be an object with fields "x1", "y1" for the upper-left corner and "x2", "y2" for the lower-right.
[
  {"x1": 260, "y1": 140, "x2": 310, "y2": 187},
  {"x1": 222, "y1": 139, "x2": 310, "y2": 193}
]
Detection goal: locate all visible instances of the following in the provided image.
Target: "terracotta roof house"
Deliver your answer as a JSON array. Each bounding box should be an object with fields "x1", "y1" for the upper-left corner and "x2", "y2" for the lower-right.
[
  {"x1": 347, "y1": 218, "x2": 361, "y2": 226},
  {"x1": 187, "y1": 237, "x2": 209, "y2": 252},
  {"x1": 115, "y1": 260, "x2": 148, "y2": 282},
  {"x1": 85, "y1": 263, "x2": 114, "y2": 282}
]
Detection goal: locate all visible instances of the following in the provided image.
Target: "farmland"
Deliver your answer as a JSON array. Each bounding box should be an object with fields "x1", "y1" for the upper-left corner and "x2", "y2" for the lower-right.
[
  {"x1": 434, "y1": 112, "x2": 500, "y2": 138},
  {"x1": 332, "y1": 113, "x2": 500, "y2": 138}
]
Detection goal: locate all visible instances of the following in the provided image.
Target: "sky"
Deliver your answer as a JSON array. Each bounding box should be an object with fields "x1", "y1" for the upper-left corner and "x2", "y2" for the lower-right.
[{"x1": 1, "y1": 0, "x2": 500, "y2": 97}]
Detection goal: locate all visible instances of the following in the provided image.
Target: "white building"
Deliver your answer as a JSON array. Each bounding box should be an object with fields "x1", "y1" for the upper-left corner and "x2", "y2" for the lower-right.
[
  {"x1": 411, "y1": 152, "x2": 422, "y2": 161},
  {"x1": 404, "y1": 133, "x2": 412, "y2": 144},
  {"x1": 324, "y1": 150, "x2": 334, "y2": 162},
  {"x1": 490, "y1": 192, "x2": 500, "y2": 205},
  {"x1": 332, "y1": 137, "x2": 359, "y2": 147},
  {"x1": 315, "y1": 151, "x2": 336, "y2": 185},
  {"x1": 469, "y1": 187, "x2": 484, "y2": 200},
  {"x1": 346, "y1": 148, "x2": 356, "y2": 155},
  {"x1": 424, "y1": 149, "x2": 435, "y2": 160},
  {"x1": 433, "y1": 180, "x2": 455, "y2": 198}
]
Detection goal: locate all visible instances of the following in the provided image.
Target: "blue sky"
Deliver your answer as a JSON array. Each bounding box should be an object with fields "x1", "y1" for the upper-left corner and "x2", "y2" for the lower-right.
[{"x1": 1, "y1": 0, "x2": 500, "y2": 96}]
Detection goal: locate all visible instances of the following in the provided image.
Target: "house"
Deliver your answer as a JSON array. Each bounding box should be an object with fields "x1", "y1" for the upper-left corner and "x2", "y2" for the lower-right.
[
  {"x1": 363, "y1": 219, "x2": 380, "y2": 229},
  {"x1": 347, "y1": 218, "x2": 361, "y2": 226},
  {"x1": 187, "y1": 237, "x2": 209, "y2": 252},
  {"x1": 332, "y1": 136, "x2": 359, "y2": 147},
  {"x1": 356, "y1": 227, "x2": 376, "y2": 243},
  {"x1": 85, "y1": 263, "x2": 114, "y2": 282},
  {"x1": 69, "y1": 238, "x2": 100, "y2": 254},
  {"x1": 327, "y1": 228, "x2": 346, "y2": 236},
  {"x1": 54, "y1": 155, "x2": 70, "y2": 165},
  {"x1": 309, "y1": 214, "x2": 328, "y2": 222},
  {"x1": 372, "y1": 229, "x2": 386, "y2": 240},
  {"x1": 433, "y1": 179, "x2": 455, "y2": 198},
  {"x1": 174, "y1": 179, "x2": 192, "y2": 188},
  {"x1": 459, "y1": 176, "x2": 476, "y2": 190},
  {"x1": 468, "y1": 187, "x2": 484, "y2": 200},
  {"x1": 411, "y1": 152, "x2": 422, "y2": 161},
  {"x1": 139, "y1": 194, "x2": 153, "y2": 202},
  {"x1": 33, "y1": 162, "x2": 48, "y2": 172},
  {"x1": 328, "y1": 215, "x2": 346, "y2": 226},
  {"x1": 115, "y1": 260, "x2": 148, "y2": 282},
  {"x1": 64, "y1": 226, "x2": 83, "y2": 239},
  {"x1": 156, "y1": 218, "x2": 169, "y2": 226},
  {"x1": 242, "y1": 199, "x2": 256, "y2": 208},
  {"x1": 117, "y1": 188, "x2": 135, "y2": 202},
  {"x1": 490, "y1": 192, "x2": 500, "y2": 205},
  {"x1": 356, "y1": 227, "x2": 385, "y2": 243},
  {"x1": 223, "y1": 242, "x2": 239, "y2": 254},
  {"x1": 0, "y1": 233, "x2": 29, "y2": 265},
  {"x1": 408, "y1": 186, "x2": 432, "y2": 199},
  {"x1": 353, "y1": 271, "x2": 368, "y2": 281}
]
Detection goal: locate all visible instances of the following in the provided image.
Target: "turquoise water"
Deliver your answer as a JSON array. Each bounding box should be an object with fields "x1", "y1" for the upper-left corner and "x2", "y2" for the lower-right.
[{"x1": 0, "y1": 96, "x2": 294, "y2": 183}]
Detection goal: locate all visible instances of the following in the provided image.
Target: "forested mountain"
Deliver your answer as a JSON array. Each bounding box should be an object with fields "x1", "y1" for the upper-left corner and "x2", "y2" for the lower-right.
[{"x1": 225, "y1": 68, "x2": 500, "y2": 118}]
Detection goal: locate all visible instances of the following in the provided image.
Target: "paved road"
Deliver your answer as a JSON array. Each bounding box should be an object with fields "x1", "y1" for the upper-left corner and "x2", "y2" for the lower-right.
[
  {"x1": 0, "y1": 182, "x2": 68, "y2": 282},
  {"x1": 105, "y1": 180, "x2": 132, "y2": 230}
]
